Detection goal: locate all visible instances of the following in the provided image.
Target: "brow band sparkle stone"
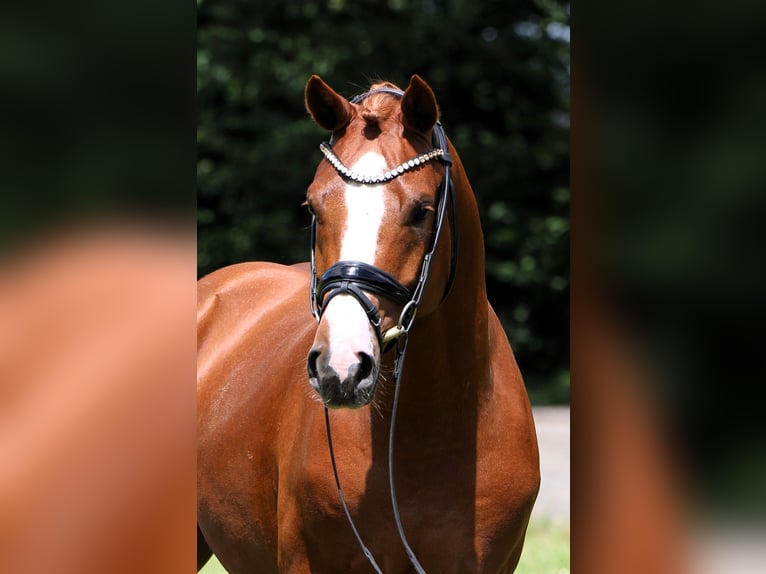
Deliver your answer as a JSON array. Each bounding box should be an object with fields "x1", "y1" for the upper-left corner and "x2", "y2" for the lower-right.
[{"x1": 319, "y1": 142, "x2": 445, "y2": 185}]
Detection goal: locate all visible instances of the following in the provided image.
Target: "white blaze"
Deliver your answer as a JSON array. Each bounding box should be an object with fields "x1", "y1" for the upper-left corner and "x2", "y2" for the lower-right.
[
  {"x1": 326, "y1": 151, "x2": 387, "y2": 373},
  {"x1": 339, "y1": 152, "x2": 387, "y2": 262}
]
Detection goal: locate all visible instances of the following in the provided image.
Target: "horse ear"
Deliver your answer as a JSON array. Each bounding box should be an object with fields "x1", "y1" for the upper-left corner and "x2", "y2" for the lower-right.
[
  {"x1": 305, "y1": 75, "x2": 353, "y2": 132},
  {"x1": 401, "y1": 74, "x2": 439, "y2": 134}
]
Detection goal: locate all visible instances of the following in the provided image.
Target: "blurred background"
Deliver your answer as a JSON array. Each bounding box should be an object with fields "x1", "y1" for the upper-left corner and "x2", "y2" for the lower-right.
[
  {"x1": 576, "y1": 0, "x2": 766, "y2": 572},
  {"x1": 197, "y1": 0, "x2": 571, "y2": 405},
  {"x1": 0, "y1": 2, "x2": 197, "y2": 572}
]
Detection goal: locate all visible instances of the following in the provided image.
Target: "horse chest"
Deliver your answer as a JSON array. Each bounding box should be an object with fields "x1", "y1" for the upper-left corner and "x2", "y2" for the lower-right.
[{"x1": 276, "y1": 416, "x2": 488, "y2": 571}]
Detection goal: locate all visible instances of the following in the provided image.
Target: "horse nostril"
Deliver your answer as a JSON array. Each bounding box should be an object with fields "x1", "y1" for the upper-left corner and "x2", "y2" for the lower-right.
[
  {"x1": 352, "y1": 352, "x2": 373, "y2": 383},
  {"x1": 307, "y1": 349, "x2": 321, "y2": 379}
]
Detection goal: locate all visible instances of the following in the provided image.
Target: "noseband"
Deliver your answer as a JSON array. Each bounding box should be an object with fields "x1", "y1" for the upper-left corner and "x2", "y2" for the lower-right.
[{"x1": 309, "y1": 87, "x2": 458, "y2": 345}]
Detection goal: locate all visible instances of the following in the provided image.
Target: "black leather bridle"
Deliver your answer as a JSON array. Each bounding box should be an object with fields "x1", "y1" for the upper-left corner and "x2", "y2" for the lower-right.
[
  {"x1": 309, "y1": 86, "x2": 459, "y2": 574},
  {"x1": 309, "y1": 87, "x2": 458, "y2": 346}
]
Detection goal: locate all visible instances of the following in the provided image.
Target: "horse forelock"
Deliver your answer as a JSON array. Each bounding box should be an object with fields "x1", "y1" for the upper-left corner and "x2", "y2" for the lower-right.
[{"x1": 359, "y1": 81, "x2": 403, "y2": 128}]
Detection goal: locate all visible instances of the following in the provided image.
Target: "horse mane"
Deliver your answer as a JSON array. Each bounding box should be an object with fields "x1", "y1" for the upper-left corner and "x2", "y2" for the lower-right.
[{"x1": 359, "y1": 81, "x2": 402, "y2": 128}]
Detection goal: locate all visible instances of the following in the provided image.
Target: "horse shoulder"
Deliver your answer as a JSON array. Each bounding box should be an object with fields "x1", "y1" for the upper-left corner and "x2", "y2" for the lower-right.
[
  {"x1": 198, "y1": 261, "x2": 311, "y2": 355},
  {"x1": 197, "y1": 262, "x2": 318, "y2": 572},
  {"x1": 197, "y1": 260, "x2": 317, "y2": 421},
  {"x1": 198, "y1": 261, "x2": 309, "y2": 317}
]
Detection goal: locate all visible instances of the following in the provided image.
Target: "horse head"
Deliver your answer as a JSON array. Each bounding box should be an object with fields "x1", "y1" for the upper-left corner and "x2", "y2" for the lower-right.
[{"x1": 304, "y1": 74, "x2": 455, "y2": 409}]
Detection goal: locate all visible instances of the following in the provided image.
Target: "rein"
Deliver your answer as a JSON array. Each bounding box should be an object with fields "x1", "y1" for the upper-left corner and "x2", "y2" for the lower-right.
[{"x1": 309, "y1": 86, "x2": 458, "y2": 573}]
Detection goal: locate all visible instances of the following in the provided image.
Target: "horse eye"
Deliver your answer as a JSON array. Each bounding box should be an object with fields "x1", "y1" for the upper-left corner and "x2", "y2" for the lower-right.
[
  {"x1": 303, "y1": 200, "x2": 316, "y2": 217},
  {"x1": 408, "y1": 203, "x2": 432, "y2": 226}
]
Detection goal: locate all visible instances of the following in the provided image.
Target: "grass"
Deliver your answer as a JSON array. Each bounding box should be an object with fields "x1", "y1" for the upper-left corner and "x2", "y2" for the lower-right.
[
  {"x1": 516, "y1": 518, "x2": 570, "y2": 574},
  {"x1": 199, "y1": 518, "x2": 570, "y2": 573},
  {"x1": 199, "y1": 554, "x2": 227, "y2": 574}
]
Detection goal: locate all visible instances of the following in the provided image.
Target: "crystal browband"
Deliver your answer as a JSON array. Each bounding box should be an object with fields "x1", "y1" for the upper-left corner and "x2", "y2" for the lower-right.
[{"x1": 319, "y1": 142, "x2": 445, "y2": 185}]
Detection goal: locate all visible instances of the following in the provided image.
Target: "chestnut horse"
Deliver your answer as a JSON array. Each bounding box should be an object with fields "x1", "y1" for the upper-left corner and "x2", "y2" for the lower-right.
[{"x1": 197, "y1": 75, "x2": 539, "y2": 573}]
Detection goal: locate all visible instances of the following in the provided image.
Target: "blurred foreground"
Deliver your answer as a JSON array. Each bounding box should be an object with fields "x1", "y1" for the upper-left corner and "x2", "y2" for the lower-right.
[
  {"x1": 0, "y1": 226, "x2": 196, "y2": 573},
  {"x1": 575, "y1": 1, "x2": 766, "y2": 571},
  {"x1": 0, "y1": 3, "x2": 196, "y2": 569}
]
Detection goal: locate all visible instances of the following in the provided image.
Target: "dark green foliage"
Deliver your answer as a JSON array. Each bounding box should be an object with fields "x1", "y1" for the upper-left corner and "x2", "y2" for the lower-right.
[{"x1": 198, "y1": 0, "x2": 569, "y2": 403}]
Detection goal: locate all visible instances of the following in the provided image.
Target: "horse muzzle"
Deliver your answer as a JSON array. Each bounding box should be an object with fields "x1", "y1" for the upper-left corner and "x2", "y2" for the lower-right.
[
  {"x1": 307, "y1": 294, "x2": 381, "y2": 408},
  {"x1": 307, "y1": 345, "x2": 378, "y2": 408}
]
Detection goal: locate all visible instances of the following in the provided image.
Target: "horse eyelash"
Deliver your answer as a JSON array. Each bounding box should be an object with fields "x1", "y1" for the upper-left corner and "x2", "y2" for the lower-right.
[
  {"x1": 302, "y1": 200, "x2": 316, "y2": 216},
  {"x1": 409, "y1": 202, "x2": 434, "y2": 225}
]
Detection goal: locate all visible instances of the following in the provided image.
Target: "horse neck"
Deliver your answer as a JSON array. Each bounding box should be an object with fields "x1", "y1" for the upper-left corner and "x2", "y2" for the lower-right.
[
  {"x1": 389, "y1": 150, "x2": 491, "y2": 413},
  {"x1": 438, "y1": 147, "x2": 488, "y2": 353},
  {"x1": 441, "y1": 143, "x2": 487, "y2": 328}
]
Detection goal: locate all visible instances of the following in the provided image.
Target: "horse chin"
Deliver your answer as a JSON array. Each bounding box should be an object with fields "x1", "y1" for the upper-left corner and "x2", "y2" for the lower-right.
[
  {"x1": 324, "y1": 399, "x2": 370, "y2": 410},
  {"x1": 324, "y1": 385, "x2": 378, "y2": 410},
  {"x1": 313, "y1": 372, "x2": 379, "y2": 410}
]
